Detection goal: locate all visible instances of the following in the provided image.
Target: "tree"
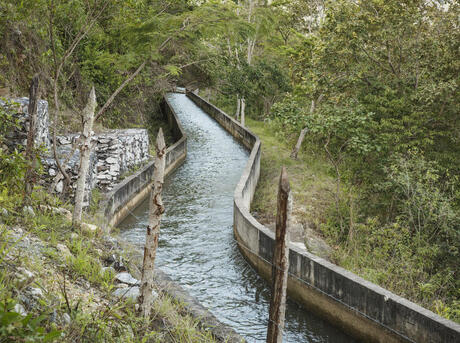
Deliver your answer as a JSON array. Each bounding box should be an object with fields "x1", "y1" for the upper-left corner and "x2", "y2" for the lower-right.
[
  {"x1": 23, "y1": 74, "x2": 40, "y2": 206},
  {"x1": 72, "y1": 87, "x2": 96, "y2": 228},
  {"x1": 139, "y1": 128, "x2": 166, "y2": 318}
]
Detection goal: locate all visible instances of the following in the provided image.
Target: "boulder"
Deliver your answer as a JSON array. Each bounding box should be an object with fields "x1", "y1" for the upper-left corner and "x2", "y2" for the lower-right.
[{"x1": 115, "y1": 272, "x2": 139, "y2": 286}]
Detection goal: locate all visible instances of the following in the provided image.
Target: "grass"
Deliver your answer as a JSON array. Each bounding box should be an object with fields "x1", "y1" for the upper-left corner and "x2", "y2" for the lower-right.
[
  {"x1": 0, "y1": 189, "x2": 222, "y2": 342},
  {"x1": 246, "y1": 118, "x2": 336, "y2": 234}
]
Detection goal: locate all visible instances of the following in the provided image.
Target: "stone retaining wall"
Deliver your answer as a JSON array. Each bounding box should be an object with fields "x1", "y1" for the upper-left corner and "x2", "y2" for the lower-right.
[
  {"x1": 101, "y1": 95, "x2": 187, "y2": 230},
  {"x1": 2, "y1": 98, "x2": 151, "y2": 200},
  {"x1": 41, "y1": 147, "x2": 98, "y2": 207},
  {"x1": 186, "y1": 90, "x2": 460, "y2": 343},
  {"x1": 1, "y1": 97, "x2": 50, "y2": 150}
]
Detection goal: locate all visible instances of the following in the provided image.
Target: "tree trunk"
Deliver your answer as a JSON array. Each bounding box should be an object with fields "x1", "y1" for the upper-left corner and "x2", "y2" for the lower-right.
[
  {"x1": 140, "y1": 128, "x2": 166, "y2": 318},
  {"x1": 72, "y1": 87, "x2": 96, "y2": 228},
  {"x1": 240, "y1": 97, "x2": 246, "y2": 127},
  {"x1": 267, "y1": 167, "x2": 291, "y2": 343},
  {"x1": 23, "y1": 74, "x2": 40, "y2": 206},
  {"x1": 235, "y1": 95, "x2": 241, "y2": 120},
  {"x1": 290, "y1": 127, "x2": 308, "y2": 160},
  {"x1": 290, "y1": 95, "x2": 323, "y2": 159}
]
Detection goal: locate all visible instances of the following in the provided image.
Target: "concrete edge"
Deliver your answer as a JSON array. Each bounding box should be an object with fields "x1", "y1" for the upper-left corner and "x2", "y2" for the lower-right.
[
  {"x1": 185, "y1": 90, "x2": 460, "y2": 343},
  {"x1": 98, "y1": 95, "x2": 187, "y2": 231}
]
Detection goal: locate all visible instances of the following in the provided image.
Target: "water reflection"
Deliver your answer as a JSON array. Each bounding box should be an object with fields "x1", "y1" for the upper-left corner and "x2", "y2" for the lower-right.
[{"x1": 119, "y1": 93, "x2": 355, "y2": 342}]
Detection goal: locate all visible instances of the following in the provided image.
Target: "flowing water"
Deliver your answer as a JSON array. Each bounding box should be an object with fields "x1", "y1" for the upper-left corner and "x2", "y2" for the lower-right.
[{"x1": 119, "y1": 93, "x2": 355, "y2": 342}]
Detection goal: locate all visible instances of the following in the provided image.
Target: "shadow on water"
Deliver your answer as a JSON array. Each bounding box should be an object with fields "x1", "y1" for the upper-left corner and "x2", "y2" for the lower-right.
[{"x1": 119, "y1": 93, "x2": 356, "y2": 343}]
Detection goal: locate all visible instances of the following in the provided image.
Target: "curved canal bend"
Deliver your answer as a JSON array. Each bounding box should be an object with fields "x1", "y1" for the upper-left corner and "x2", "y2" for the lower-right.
[{"x1": 119, "y1": 93, "x2": 355, "y2": 342}]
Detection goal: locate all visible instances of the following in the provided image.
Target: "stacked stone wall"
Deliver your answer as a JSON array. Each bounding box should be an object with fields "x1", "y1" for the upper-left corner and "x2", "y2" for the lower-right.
[
  {"x1": 2, "y1": 98, "x2": 151, "y2": 204},
  {"x1": 94, "y1": 129, "x2": 149, "y2": 190},
  {"x1": 1, "y1": 97, "x2": 50, "y2": 150}
]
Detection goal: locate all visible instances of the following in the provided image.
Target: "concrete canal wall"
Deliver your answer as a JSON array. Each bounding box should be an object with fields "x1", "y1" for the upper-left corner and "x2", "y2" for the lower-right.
[
  {"x1": 101, "y1": 96, "x2": 187, "y2": 230},
  {"x1": 186, "y1": 90, "x2": 460, "y2": 343}
]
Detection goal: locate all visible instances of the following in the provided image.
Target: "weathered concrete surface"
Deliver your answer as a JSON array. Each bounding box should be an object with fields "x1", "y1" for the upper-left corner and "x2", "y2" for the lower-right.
[
  {"x1": 186, "y1": 90, "x2": 460, "y2": 343},
  {"x1": 101, "y1": 96, "x2": 187, "y2": 230}
]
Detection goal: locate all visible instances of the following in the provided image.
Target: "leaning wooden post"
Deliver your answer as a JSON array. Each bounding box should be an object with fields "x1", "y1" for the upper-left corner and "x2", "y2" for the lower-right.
[
  {"x1": 267, "y1": 167, "x2": 291, "y2": 343},
  {"x1": 72, "y1": 87, "x2": 96, "y2": 228},
  {"x1": 140, "y1": 128, "x2": 166, "y2": 318},
  {"x1": 23, "y1": 74, "x2": 40, "y2": 206}
]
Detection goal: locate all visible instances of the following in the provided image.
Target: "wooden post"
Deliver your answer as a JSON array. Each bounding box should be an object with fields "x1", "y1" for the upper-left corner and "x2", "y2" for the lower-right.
[
  {"x1": 267, "y1": 167, "x2": 291, "y2": 343},
  {"x1": 140, "y1": 128, "x2": 166, "y2": 318},
  {"x1": 72, "y1": 87, "x2": 96, "y2": 228},
  {"x1": 23, "y1": 74, "x2": 40, "y2": 206},
  {"x1": 240, "y1": 97, "x2": 246, "y2": 127},
  {"x1": 235, "y1": 95, "x2": 241, "y2": 121}
]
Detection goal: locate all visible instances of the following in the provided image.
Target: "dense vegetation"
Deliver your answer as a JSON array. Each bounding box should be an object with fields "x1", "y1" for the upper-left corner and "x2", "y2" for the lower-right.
[
  {"x1": 199, "y1": 0, "x2": 460, "y2": 322},
  {"x1": 0, "y1": 0, "x2": 458, "y2": 337}
]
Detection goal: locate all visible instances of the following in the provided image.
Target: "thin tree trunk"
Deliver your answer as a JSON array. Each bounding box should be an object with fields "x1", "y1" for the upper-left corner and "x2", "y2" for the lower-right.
[
  {"x1": 23, "y1": 74, "x2": 40, "y2": 206},
  {"x1": 290, "y1": 95, "x2": 323, "y2": 159},
  {"x1": 267, "y1": 167, "x2": 291, "y2": 343},
  {"x1": 290, "y1": 127, "x2": 308, "y2": 159},
  {"x1": 240, "y1": 97, "x2": 246, "y2": 127},
  {"x1": 95, "y1": 61, "x2": 146, "y2": 121},
  {"x1": 72, "y1": 87, "x2": 96, "y2": 228},
  {"x1": 235, "y1": 95, "x2": 241, "y2": 120},
  {"x1": 140, "y1": 128, "x2": 166, "y2": 318}
]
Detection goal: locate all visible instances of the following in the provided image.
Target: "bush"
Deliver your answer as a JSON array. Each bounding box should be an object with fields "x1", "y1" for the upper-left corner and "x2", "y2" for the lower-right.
[{"x1": 0, "y1": 298, "x2": 61, "y2": 342}]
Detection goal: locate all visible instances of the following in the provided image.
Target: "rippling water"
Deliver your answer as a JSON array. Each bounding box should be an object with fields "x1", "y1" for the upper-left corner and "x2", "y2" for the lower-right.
[{"x1": 119, "y1": 93, "x2": 355, "y2": 343}]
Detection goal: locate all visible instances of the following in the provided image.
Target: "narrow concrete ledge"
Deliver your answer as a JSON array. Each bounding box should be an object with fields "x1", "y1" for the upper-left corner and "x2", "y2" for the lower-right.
[
  {"x1": 99, "y1": 95, "x2": 187, "y2": 231},
  {"x1": 186, "y1": 90, "x2": 460, "y2": 343}
]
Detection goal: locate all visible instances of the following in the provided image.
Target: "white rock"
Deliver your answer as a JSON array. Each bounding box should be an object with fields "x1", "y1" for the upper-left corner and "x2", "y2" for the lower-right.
[
  {"x1": 56, "y1": 181, "x2": 63, "y2": 193},
  {"x1": 62, "y1": 313, "x2": 71, "y2": 325},
  {"x1": 14, "y1": 304, "x2": 27, "y2": 316},
  {"x1": 109, "y1": 164, "x2": 120, "y2": 172},
  {"x1": 70, "y1": 233, "x2": 79, "y2": 240},
  {"x1": 29, "y1": 287, "x2": 43, "y2": 298},
  {"x1": 56, "y1": 243, "x2": 72, "y2": 259},
  {"x1": 106, "y1": 157, "x2": 118, "y2": 164},
  {"x1": 81, "y1": 223, "x2": 98, "y2": 234},
  {"x1": 112, "y1": 286, "x2": 157, "y2": 302},
  {"x1": 54, "y1": 207, "x2": 72, "y2": 220},
  {"x1": 17, "y1": 267, "x2": 35, "y2": 284},
  {"x1": 48, "y1": 168, "x2": 56, "y2": 176},
  {"x1": 115, "y1": 272, "x2": 139, "y2": 286},
  {"x1": 23, "y1": 206, "x2": 35, "y2": 217}
]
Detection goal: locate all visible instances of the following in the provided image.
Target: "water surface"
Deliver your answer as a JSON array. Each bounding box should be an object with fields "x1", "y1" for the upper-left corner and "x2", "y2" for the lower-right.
[{"x1": 119, "y1": 93, "x2": 354, "y2": 342}]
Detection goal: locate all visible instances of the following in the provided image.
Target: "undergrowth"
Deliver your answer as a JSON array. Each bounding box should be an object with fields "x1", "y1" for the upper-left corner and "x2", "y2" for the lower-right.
[{"x1": 247, "y1": 118, "x2": 460, "y2": 323}]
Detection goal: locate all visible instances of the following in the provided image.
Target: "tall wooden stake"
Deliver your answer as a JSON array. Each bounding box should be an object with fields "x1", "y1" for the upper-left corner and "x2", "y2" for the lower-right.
[
  {"x1": 73, "y1": 87, "x2": 96, "y2": 228},
  {"x1": 267, "y1": 167, "x2": 291, "y2": 343},
  {"x1": 23, "y1": 74, "x2": 40, "y2": 206},
  {"x1": 140, "y1": 128, "x2": 166, "y2": 318}
]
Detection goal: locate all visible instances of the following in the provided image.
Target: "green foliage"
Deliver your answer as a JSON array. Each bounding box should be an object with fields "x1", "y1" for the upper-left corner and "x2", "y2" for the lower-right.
[
  {"x1": 0, "y1": 100, "x2": 28, "y2": 194},
  {"x1": 67, "y1": 239, "x2": 113, "y2": 289},
  {"x1": 0, "y1": 298, "x2": 61, "y2": 342}
]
